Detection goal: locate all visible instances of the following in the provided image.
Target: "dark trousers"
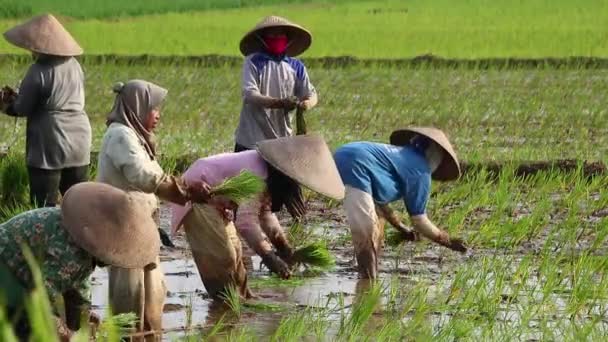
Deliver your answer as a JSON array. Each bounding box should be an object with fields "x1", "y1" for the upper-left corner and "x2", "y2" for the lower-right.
[
  {"x1": 28, "y1": 165, "x2": 89, "y2": 207},
  {"x1": 234, "y1": 143, "x2": 251, "y2": 153}
]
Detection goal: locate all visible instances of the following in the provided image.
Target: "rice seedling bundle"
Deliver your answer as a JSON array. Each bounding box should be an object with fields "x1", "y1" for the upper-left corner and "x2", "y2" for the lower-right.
[
  {"x1": 291, "y1": 242, "x2": 334, "y2": 269},
  {"x1": 210, "y1": 170, "x2": 265, "y2": 204}
]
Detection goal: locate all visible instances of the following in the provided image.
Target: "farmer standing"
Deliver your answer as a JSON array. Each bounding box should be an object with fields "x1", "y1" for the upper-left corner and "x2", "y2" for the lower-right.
[
  {"x1": 334, "y1": 127, "x2": 468, "y2": 279},
  {"x1": 96, "y1": 80, "x2": 211, "y2": 340},
  {"x1": 0, "y1": 14, "x2": 92, "y2": 207},
  {"x1": 0, "y1": 182, "x2": 162, "y2": 341},
  {"x1": 171, "y1": 134, "x2": 344, "y2": 298},
  {"x1": 234, "y1": 15, "x2": 318, "y2": 152}
]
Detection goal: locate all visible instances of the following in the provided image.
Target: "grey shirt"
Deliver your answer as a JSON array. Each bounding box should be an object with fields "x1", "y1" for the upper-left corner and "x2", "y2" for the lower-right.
[
  {"x1": 10, "y1": 57, "x2": 91, "y2": 169},
  {"x1": 234, "y1": 53, "x2": 316, "y2": 149}
]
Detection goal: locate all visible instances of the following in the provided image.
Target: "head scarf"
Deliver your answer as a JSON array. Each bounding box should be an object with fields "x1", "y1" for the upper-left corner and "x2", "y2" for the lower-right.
[{"x1": 107, "y1": 80, "x2": 167, "y2": 160}]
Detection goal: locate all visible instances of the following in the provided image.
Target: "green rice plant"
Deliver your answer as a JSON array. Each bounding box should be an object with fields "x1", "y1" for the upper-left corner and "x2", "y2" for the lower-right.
[
  {"x1": 96, "y1": 312, "x2": 138, "y2": 341},
  {"x1": 210, "y1": 170, "x2": 265, "y2": 205},
  {"x1": 291, "y1": 241, "x2": 335, "y2": 269},
  {"x1": 248, "y1": 275, "x2": 304, "y2": 288},
  {"x1": 0, "y1": 153, "x2": 28, "y2": 208},
  {"x1": 0, "y1": 201, "x2": 35, "y2": 223},
  {"x1": 384, "y1": 225, "x2": 411, "y2": 247},
  {"x1": 0, "y1": 307, "x2": 18, "y2": 342},
  {"x1": 219, "y1": 285, "x2": 242, "y2": 318},
  {"x1": 243, "y1": 301, "x2": 286, "y2": 312},
  {"x1": 338, "y1": 281, "x2": 383, "y2": 338},
  {"x1": 287, "y1": 221, "x2": 313, "y2": 248}
]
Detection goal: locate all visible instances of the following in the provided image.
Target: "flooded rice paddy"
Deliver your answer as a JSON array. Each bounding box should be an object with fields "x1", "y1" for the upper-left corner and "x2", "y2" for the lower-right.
[{"x1": 87, "y1": 172, "x2": 608, "y2": 341}]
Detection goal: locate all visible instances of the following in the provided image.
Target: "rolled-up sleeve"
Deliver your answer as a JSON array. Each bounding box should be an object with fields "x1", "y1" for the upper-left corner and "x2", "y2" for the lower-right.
[{"x1": 105, "y1": 132, "x2": 165, "y2": 193}]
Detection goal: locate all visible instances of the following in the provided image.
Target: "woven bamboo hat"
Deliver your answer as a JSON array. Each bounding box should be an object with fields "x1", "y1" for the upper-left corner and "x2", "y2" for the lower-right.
[
  {"x1": 240, "y1": 15, "x2": 311, "y2": 57},
  {"x1": 256, "y1": 134, "x2": 345, "y2": 199},
  {"x1": 390, "y1": 127, "x2": 461, "y2": 181},
  {"x1": 4, "y1": 14, "x2": 83, "y2": 56},
  {"x1": 61, "y1": 182, "x2": 160, "y2": 269}
]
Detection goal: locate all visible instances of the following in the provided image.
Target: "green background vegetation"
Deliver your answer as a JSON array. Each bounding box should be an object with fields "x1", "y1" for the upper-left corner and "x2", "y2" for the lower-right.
[
  {"x1": 1, "y1": 0, "x2": 607, "y2": 340},
  {"x1": 0, "y1": 0, "x2": 606, "y2": 57}
]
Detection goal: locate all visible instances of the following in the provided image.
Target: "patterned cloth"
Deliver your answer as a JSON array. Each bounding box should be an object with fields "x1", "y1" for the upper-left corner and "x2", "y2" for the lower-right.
[{"x1": 0, "y1": 207, "x2": 94, "y2": 301}]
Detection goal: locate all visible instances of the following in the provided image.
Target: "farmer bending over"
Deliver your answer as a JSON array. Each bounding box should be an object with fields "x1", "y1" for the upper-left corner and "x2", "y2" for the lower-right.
[
  {"x1": 334, "y1": 127, "x2": 467, "y2": 279},
  {"x1": 171, "y1": 135, "x2": 344, "y2": 299},
  {"x1": 0, "y1": 182, "x2": 162, "y2": 341}
]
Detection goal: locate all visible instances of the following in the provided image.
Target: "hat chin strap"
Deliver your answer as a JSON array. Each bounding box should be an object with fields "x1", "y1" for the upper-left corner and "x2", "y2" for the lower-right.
[{"x1": 425, "y1": 142, "x2": 444, "y2": 173}]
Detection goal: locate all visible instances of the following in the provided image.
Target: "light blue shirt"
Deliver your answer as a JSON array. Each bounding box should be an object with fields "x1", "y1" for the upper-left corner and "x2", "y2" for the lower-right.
[{"x1": 334, "y1": 142, "x2": 431, "y2": 215}]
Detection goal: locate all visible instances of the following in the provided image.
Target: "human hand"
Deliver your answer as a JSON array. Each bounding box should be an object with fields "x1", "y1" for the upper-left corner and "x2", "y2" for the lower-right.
[{"x1": 261, "y1": 252, "x2": 291, "y2": 279}]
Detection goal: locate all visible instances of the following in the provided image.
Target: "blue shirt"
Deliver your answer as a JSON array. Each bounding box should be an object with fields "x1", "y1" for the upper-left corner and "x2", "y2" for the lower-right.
[{"x1": 334, "y1": 142, "x2": 431, "y2": 215}]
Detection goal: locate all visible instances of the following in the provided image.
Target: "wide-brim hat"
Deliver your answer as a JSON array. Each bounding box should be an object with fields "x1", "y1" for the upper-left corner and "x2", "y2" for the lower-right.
[
  {"x1": 61, "y1": 182, "x2": 160, "y2": 269},
  {"x1": 240, "y1": 15, "x2": 312, "y2": 57},
  {"x1": 256, "y1": 134, "x2": 345, "y2": 199},
  {"x1": 390, "y1": 127, "x2": 461, "y2": 181},
  {"x1": 4, "y1": 14, "x2": 83, "y2": 56}
]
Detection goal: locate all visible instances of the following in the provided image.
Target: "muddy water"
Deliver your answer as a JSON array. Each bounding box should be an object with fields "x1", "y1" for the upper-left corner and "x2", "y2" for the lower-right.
[
  {"x1": 87, "y1": 204, "x2": 413, "y2": 339},
  {"x1": 86, "y1": 203, "x2": 608, "y2": 340}
]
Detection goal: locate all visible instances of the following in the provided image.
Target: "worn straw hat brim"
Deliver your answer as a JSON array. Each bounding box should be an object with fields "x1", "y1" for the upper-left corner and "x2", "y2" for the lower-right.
[
  {"x1": 240, "y1": 16, "x2": 312, "y2": 57},
  {"x1": 4, "y1": 14, "x2": 82, "y2": 56},
  {"x1": 390, "y1": 127, "x2": 461, "y2": 181},
  {"x1": 256, "y1": 134, "x2": 345, "y2": 199},
  {"x1": 61, "y1": 182, "x2": 160, "y2": 269}
]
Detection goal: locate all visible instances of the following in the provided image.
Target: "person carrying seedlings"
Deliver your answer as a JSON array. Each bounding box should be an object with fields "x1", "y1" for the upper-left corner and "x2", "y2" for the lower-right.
[
  {"x1": 171, "y1": 134, "x2": 344, "y2": 299},
  {"x1": 234, "y1": 15, "x2": 318, "y2": 153},
  {"x1": 334, "y1": 127, "x2": 468, "y2": 279},
  {"x1": 0, "y1": 182, "x2": 162, "y2": 341},
  {"x1": 0, "y1": 14, "x2": 92, "y2": 208},
  {"x1": 96, "y1": 79, "x2": 211, "y2": 339}
]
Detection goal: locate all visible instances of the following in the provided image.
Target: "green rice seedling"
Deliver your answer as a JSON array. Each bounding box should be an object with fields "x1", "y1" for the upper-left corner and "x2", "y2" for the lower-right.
[
  {"x1": 0, "y1": 307, "x2": 18, "y2": 342},
  {"x1": 243, "y1": 301, "x2": 286, "y2": 312},
  {"x1": 248, "y1": 275, "x2": 304, "y2": 288},
  {"x1": 210, "y1": 170, "x2": 265, "y2": 205},
  {"x1": 0, "y1": 202, "x2": 35, "y2": 223},
  {"x1": 219, "y1": 285, "x2": 242, "y2": 318},
  {"x1": 96, "y1": 312, "x2": 138, "y2": 341},
  {"x1": 384, "y1": 225, "x2": 413, "y2": 247},
  {"x1": 338, "y1": 281, "x2": 383, "y2": 338},
  {"x1": 184, "y1": 293, "x2": 194, "y2": 331},
  {"x1": 0, "y1": 153, "x2": 28, "y2": 208},
  {"x1": 286, "y1": 221, "x2": 313, "y2": 248},
  {"x1": 291, "y1": 241, "x2": 335, "y2": 269}
]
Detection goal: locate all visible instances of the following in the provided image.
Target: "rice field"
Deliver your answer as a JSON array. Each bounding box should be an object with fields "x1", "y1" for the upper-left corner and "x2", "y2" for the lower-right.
[
  {"x1": 0, "y1": 0, "x2": 607, "y2": 57},
  {"x1": 0, "y1": 0, "x2": 607, "y2": 340}
]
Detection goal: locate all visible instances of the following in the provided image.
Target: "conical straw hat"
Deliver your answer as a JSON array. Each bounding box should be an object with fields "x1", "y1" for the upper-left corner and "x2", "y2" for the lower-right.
[
  {"x1": 4, "y1": 14, "x2": 83, "y2": 56},
  {"x1": 390, "y1": 127, "x2": 461, "y2": 181},
  {"x1": 256, "y1": 134, "x2": 345, "y2": 199},
  {"x1": 240, "y1": 15, "x2": 311, "y2": 57},
  {"x1": 61, "y1": 182, "x2": 160, "y2": 269}
]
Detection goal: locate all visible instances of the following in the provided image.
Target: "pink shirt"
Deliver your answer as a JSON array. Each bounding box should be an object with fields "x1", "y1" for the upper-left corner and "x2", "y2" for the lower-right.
[{"x1": 171, "y1": 150, "x2": 268, "y2": 233}]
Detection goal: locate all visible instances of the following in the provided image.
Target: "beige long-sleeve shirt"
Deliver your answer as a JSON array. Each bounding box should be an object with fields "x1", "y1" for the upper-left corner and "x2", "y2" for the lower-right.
[{"x1": 96, "y1": 123, "x2": 165, "y2": 210}]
